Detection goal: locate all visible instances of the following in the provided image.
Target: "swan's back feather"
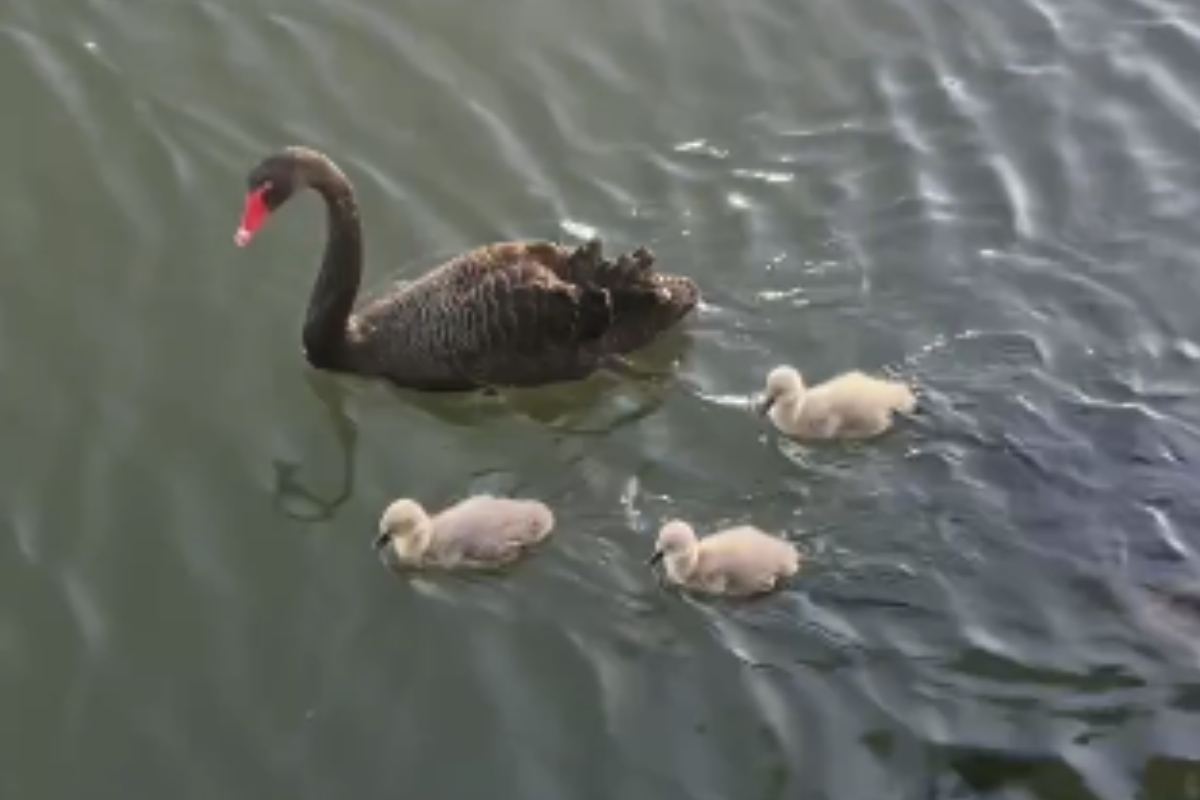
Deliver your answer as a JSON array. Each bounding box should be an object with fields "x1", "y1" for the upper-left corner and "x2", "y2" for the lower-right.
[
  {"x1": 430, "y1": 496, "x2": 556, "y2": 565},
  {"x1": 694, "y1": 526, "x2": 801, "y2": 591},
  {"x1": 343, "y1": 239, "x2": 698, "y2": 389}
]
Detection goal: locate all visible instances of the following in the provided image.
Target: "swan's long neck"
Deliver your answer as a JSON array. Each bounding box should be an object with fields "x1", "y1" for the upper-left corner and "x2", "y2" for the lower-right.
[
  {"x1": 302, "y1": 162, "x2": 363, "y2": 368},
  {"x1": 665, "y1": 546, "x2": 699, "y2": 583},
  {"x1": 770, "y1": 389, "x2": 806, "y2": 429},
  {"x1": 393, "y1": 520, "x2": 433, "y2": 565}
]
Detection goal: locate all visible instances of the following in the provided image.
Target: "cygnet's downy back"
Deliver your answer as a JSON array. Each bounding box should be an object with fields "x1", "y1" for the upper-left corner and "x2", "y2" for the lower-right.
[
  {"x1": 757, "y1": 365, "x2": 916, "y2": 440},
  {"x1": 374, "y1": 495, "x2": 556, "y2": 571},
  {"x1": 649, "y1": 519, "x2": 800, "y2": 597}
]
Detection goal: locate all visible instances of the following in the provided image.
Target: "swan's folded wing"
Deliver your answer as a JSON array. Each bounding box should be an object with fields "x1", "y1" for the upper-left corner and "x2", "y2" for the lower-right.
[
  {"x1": 699, "y1": 528, "x2": 799, "y2": 577},
  {"x1": 436, "y1": 499, "x2": 545, "y2": 563},
  {"x1": 348, "y1": 241, "x2": 621, "y2": 387},
  {"x1": 448, "y1": 263, "x2": 612, "y2": 385}
]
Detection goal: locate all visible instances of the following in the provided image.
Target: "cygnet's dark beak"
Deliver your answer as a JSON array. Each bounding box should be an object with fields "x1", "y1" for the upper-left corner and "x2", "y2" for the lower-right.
[
  {"x1": 755, "y1": 394, "x2": 777, "y2": 416},
  {"x1": 648, "y1": 549, "x2": 665, "y2": 567},
  {"x1": 372, "y1": 531, "x2": 391, "y2": 551}
]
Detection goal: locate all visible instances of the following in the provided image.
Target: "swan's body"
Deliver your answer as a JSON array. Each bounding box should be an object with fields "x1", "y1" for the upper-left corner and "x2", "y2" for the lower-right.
[
  {"x1": 649, "y1": 519, "x2": 800, "y2": 597},
  {"x1": 373, "y1": 496, "x2": 555, "y2": 571},
  {"x1": 757, "y1": 365, "x2": 916, "y2": 441},
  {"x1": 234, "y1": 147, "x2": 699, "y2": 390}
]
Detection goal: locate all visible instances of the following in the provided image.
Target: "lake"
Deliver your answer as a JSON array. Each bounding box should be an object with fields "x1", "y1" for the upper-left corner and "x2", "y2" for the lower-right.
[{"x1": 2, "y1": 0, "x2": 1199, "y2": 797}]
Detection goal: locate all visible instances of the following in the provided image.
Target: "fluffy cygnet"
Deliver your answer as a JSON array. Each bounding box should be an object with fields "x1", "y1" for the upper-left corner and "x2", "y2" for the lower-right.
[
  {"x1": 757, "y1": 365, "x2": 916, "y2": 440},
  {"x1": 649, "y1": 519, "x2": 801, "y2": 597},
  {"x1": 373, "y1": 495, "x2": 555, "y2": 571}
]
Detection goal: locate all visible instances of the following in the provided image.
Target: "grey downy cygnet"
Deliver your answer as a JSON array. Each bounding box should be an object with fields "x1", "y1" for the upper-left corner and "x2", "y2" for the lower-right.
[
  {"x1": 648, "y1": 519, "x2": 801, "y2": 597},
  {"x1": 756, "y1": 365, "x2": 916, "y2": 440},
  {"x1": 373, "y1": 496, "x2": 555, "y2": 571}
]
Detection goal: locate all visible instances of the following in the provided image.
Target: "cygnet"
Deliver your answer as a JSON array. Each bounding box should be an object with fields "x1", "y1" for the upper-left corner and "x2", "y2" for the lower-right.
[
  {"x1": 649, "y1": 519, "x2": 801, "y2": 597},
  {"x1": 757, "y1": 365, "x2": 916, "y2": 440},
  {"x1": 373, "y1": 495, "x2": 555, "y2": 571}
]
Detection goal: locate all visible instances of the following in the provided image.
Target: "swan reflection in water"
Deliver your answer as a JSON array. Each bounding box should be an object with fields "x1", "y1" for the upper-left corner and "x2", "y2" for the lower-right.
[{"x1": 271, "y1": 330, "x2": 696, "y2": 522}]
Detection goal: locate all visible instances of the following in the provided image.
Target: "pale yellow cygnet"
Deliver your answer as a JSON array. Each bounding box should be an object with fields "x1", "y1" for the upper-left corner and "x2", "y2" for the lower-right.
[
  {"x1": 757, "y1": 365, "x2": 916, "y2": 440},
  {"x1": 373, "y1": 496, "x2": 555, "y2": 571},
  {"x1": 649, "y1": 519, "x2": 801, "y2": 597}
]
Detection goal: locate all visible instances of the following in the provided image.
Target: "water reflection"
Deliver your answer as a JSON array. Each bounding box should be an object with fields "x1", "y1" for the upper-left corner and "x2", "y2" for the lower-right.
[{"x1": 272, "y1": 371, "x2": 360, "y2": 521}]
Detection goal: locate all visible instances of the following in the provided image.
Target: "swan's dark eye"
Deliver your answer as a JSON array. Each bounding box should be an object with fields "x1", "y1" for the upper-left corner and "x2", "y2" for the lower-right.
[
  {"x1": 259, "y1": 180, "x2": 292, "y2": 212},
  {"x1": 246, "y1": 154, "x2": 297, "y2": 210}
]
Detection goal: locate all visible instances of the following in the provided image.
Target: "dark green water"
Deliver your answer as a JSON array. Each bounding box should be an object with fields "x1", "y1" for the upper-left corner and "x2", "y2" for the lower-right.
[{"x1": 3, "y1": 0, "x2": 1200, "y2": 797}]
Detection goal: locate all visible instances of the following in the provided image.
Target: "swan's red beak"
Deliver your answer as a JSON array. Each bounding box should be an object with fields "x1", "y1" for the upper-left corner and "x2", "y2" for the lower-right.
[{"x1": 234, "y1": 186, "x2": 271, "y2": 247}]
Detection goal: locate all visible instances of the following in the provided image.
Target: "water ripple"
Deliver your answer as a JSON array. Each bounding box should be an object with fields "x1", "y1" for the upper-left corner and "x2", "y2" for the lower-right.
[{"x1": 4, "y1": 0, "x2": 1200, "y2": 795}]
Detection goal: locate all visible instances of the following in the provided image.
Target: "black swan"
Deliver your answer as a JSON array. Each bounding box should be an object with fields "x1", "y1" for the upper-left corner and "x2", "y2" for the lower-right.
[{"x1": 233, "y1": 146, "x2": 700, "y2": 391}]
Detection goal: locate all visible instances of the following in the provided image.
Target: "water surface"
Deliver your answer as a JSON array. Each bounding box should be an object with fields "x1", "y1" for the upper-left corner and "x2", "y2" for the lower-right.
[{"x1": 2, "y1": 0, "x2": 1200, "y2": 797}]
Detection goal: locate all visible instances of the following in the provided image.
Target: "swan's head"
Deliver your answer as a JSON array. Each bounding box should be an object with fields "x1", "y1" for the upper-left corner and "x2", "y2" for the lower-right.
[
  {"x1": 235, "y1": 146, "x2": 343, "y2": 247},
  {"x1": 649, "y1": 519, "x2": 700, "y2": 576},
  {"x1": 373, "y1": 498, "x2": 433, "y2": 564},
  {"x1": 756, "y1": 365, "x2": 805, "y2": 415}
]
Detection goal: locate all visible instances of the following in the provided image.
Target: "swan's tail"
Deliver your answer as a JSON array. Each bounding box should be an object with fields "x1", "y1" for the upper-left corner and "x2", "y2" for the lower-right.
[
  {"x1": 893, "y1": 382, "x2": 918, "y2": 414},
  {"x1": 575, "y1": 286, "x2": 614, "y2": 342},
  {"x1": 559, "y1": 239, "x2": 699, "y2": 353}
]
